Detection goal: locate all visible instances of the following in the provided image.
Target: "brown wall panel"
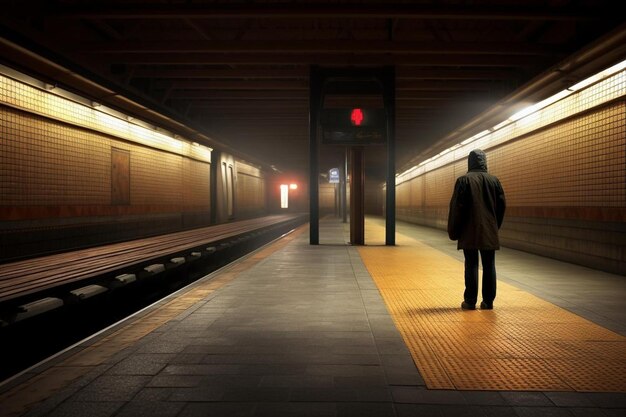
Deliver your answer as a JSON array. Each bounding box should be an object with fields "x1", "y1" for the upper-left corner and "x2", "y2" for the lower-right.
[
  {"x1": 111, "y1": 148, "x2": 130, "y2": 205},
  {"x1": 396, "y1": 100, "x2": 626, "y2": 275},
  {"x1": 235, "y1": 160, "x2": 267, "y2": 218}
]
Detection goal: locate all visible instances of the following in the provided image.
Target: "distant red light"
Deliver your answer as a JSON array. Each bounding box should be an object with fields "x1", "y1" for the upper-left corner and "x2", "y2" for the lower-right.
[{"x1": 350, "y1": 108, "x2": 364, "y2": 126}]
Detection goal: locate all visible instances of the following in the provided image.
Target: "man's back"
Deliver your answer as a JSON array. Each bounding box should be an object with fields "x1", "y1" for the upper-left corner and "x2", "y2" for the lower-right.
[{"x1": 448, "y1": 150, "x2": 506, "y2": 250}]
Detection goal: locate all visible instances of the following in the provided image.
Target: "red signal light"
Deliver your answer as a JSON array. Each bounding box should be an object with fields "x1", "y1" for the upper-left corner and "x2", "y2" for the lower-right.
[{"x1": 350, "y1": 108, "x2": 364, "y2": 126}]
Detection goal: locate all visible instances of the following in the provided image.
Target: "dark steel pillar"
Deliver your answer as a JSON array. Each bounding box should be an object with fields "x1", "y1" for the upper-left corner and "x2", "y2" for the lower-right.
[
  {"x1": 350, "y1": 147, "x2": 365, "y2": 245},
  {"x1": 210, "y1": 149, "x2": 219, "y2": 225},
  {"x1": 383, "y1": 67, "x2": 396, "y2": 246},
  {"x1": 309, "y1": 66, "x2": 320, "y2": 244},
  {"x1": 342, "y1": 147, "x2": 348, "y2": 223},
  {"x1": 334, "y1": 183, "x2": 339, "y2": 217}
]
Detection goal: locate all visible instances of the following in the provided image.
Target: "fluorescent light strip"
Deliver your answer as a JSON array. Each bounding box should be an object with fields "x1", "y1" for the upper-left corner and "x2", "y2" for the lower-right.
[{"x1": 0, "y1": 70, "x2": 212, "y2": 163}]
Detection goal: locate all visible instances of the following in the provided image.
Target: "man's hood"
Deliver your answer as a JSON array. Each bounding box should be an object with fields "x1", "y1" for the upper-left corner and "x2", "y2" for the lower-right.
[{"x1": 468, "y1": 149, "x2": 488, "y2": 172}]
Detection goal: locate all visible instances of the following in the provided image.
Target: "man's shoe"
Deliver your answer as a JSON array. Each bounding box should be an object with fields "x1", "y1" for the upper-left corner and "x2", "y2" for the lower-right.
[
  {"x1": 480, "y1": 301, "x2": 493, "y2": 310},
  {"x1": 461, "y1": 301, "x2": 476, "y2": 310}
]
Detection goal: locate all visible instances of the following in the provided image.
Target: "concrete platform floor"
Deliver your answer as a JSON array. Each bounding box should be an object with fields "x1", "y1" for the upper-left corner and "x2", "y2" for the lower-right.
[{"x1": 0, "y1": 217, "x2": 624, "y2": 417}]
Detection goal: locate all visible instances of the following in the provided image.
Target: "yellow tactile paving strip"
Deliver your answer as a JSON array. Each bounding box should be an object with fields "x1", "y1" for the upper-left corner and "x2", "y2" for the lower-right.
[
  {"x1": 0, "y1": 226, "x2": 306, "y2": 417},
  {"x1": 358, "y1": 221, "x2": 626, "y2": 392}
]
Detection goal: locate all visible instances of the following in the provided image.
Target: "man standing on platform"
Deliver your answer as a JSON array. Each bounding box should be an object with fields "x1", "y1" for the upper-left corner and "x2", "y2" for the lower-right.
[{"x1": 447, "y1": 149, "x2": 506, "y2": 310}]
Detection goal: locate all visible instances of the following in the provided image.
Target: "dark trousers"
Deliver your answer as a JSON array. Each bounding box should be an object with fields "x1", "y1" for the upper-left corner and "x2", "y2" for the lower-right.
[{"x1": 463, "y1": 249, "x2": 496, "y2": 305}]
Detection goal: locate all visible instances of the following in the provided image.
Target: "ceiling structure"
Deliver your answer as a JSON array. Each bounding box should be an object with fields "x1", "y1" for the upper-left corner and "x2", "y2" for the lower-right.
[{"x1": 1, "y1": 1, "x2": 625, "y2": 182}]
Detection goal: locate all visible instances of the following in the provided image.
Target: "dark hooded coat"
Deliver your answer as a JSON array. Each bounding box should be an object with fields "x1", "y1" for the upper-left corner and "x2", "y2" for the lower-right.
[{"x1": 447, "y1": 149, "x2": 506, "y2": 250}]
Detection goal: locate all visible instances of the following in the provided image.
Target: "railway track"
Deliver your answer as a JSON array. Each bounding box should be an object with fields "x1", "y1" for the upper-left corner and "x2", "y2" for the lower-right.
[{"x1": 0, "y1": 214, "x2": 307, "y2": 382}]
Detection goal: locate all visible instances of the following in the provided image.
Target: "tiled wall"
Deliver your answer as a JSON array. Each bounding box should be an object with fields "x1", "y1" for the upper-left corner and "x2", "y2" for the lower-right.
[
  {"x1": 0, "y1": 106, "x2": 211, "y2": 215},
  {"x1": 236, "y1": 160, "x2": 266, "y2": 218},
  {"x1": 1, "y1": 107, "x2": 111, "y2": 207},
  {"x1": 396, "y1": 97, "x2": 625, "y2": 275},
  {"x1": 0, "y1": 74, "x2": 213, "y2": 261}
]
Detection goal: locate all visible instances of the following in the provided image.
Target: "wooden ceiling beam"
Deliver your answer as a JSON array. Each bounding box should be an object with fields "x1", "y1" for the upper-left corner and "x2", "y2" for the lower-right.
[
  {"x1": 160, "y1": 79, "x2": 501, "y2": 92},
  {"x1": 169, "y1": 90, "x2": 308, "y2": 99},
  {"x1": 198, "y1": 121, "x2": 306, "y2": 127},
  {"x1": 47, "y1": 5, "x2": 606, "y2": 21},
  {"x1": 397, "y1": 80, "x2": 506, "y2": 91},
  {"x1": 77, "y1": 40, "x2": 554, "y2": 56},
  {"x1": 129, "y1": 67, "x2": 516, "y2": 81},
  {"x1": 397, "y1": 91, "x2": 477, "y2": 100},
  {"x1": 81, "y1": 52, "x2": 548, "y2": 66},
  {"x1": 188, "y1": 102, "x2": 308, "y2": 110},
  {"x1": 131, "y1": 67, "x2": 309, "y2": 79},
  {"x1": 169, "y1": 90, "x2": 484, "y2": 103},
  {"x1": 396, "y1": 68, "x2": 518, "y2": 80},
  {"x1": 163, "y1": 80, "x2": 309, "y2": 90}
]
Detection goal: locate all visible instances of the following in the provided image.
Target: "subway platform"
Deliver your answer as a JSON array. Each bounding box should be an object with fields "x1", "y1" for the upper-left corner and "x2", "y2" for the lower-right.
[{"x1": 1, "y1": 217, "x2": 625, "y2": 417}]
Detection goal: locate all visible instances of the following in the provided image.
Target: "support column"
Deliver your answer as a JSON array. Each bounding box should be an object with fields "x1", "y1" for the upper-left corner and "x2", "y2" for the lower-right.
[
  {"x1": 342, "y1": 147, "x2": 348, "y2": 223},
  {"x1": 383, "y1": 67, "x2": 396, "y2": 246},
  {"x1": 350, "y1": 147, "x2": 364, "y2": 245},
  {"x1": 309, "y1": 66, "x2": 320, "y2": 244},
  {"x1": 209, "y1": 149, "x2": 219, "y2": 225}
]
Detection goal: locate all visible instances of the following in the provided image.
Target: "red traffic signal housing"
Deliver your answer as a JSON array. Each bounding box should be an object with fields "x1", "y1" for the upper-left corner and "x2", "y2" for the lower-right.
[
  {"x1": 320, "y1": 108, "x2": 387, "y2": 145},
  {"x1": 320, "y1": 108, "x2": 385, "y2": 129}
]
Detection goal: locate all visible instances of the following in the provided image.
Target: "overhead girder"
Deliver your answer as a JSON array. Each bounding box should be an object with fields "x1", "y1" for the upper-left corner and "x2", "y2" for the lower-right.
[{"x1": 45, "y1": 4, "x2": 608, "y2": 21}]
